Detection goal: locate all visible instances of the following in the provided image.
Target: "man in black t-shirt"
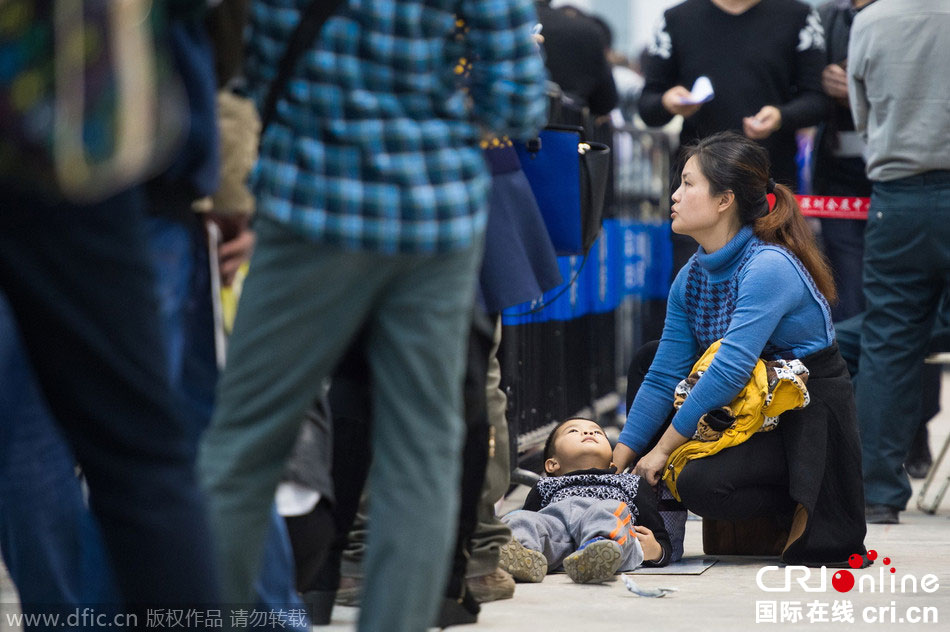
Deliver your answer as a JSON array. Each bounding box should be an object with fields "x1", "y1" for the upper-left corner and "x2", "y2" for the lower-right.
[
  {"x1": 639, "y1": 0, "x2": 827, "y2": 191},
  {"x1": 638, "y1": 0, "x2": 828, "y2": 273}
]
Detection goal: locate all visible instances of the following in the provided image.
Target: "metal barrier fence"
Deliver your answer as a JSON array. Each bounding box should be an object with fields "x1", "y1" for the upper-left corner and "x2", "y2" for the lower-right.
[{"x1": 499, "y1": 126, "x2": 675, "y2": 465}]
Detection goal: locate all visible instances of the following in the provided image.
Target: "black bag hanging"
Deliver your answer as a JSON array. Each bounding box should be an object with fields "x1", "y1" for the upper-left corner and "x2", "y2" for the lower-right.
[{"x1": 514, "y1": 125, "x2": 610, "y2": 256}]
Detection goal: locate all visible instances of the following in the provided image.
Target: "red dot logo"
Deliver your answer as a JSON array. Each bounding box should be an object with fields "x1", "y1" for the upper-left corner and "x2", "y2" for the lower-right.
[
  {"x1": 832, "y1": 570, "x2": 855, "y2": 593},
  {"x1": 882, "y1": 557, "x2": 891, "y2": 565},
  {"x1": 848, "y1": 554, "x2": 864, "y2": 569},
  {"x1": 867, "y1": 549, "x2": 878, "y2": 561}
]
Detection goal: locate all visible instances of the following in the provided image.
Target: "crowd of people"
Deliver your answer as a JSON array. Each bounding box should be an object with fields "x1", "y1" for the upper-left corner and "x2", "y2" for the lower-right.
[{"x1": 1, "y1": 0, "x2": 949, "y2": 631}]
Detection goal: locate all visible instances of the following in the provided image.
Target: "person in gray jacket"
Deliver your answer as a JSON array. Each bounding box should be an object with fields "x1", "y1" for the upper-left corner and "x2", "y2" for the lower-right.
[{"x1": 847, "y1": 0, "x2": 950, "y2": 525}]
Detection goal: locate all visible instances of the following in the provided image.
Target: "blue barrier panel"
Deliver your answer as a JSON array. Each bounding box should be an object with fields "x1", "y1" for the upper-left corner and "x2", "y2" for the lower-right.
[
  {"x1": 501, "y1": 219, "x2": 673, "y2": 326},
  {"x1": 617, "y1": 217, "x2": 673, "y2": 300},
  {"x1": 566, "y1": 255, "x2": 584, "y2": 320},
  {"x1": 587, "y1": 227, "x2": 617, "y2": 315}
]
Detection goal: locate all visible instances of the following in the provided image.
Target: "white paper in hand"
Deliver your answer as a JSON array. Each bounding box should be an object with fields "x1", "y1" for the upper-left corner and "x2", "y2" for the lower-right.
[{"x1": 678, "y1": 76, "x2": 714, "y2": 105}]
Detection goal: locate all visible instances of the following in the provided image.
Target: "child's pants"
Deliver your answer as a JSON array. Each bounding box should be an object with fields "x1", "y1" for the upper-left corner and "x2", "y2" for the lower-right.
[{"x1": 502, "y1": 497, "x2": 644, "y2": 571}]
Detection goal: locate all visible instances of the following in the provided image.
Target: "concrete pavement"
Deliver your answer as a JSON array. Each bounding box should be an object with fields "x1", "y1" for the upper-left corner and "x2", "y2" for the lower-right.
[
  {"x1": 3, "y1": 376, "x2": 949, "y2": 631},
  {"x1": 470, "y1": 372, "x2": 950, "y2": 631}
]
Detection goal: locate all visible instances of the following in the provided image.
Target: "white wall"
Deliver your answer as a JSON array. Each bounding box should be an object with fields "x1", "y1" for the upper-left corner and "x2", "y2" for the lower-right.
[
  {"x1": 549, "y1": 0, "x2": 679, "y2": 59},
  {"x1": 629, "y1": 0, "x2": 680, "y2": 58}
]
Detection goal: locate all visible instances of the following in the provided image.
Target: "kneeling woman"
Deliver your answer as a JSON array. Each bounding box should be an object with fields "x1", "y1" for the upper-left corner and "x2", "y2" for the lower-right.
[{"x1": 613, "y1": 132, "x2": 866, "y2": 566}]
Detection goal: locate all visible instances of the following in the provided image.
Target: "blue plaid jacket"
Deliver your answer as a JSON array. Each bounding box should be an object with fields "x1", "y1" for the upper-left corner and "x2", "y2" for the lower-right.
[{"x1": 245, "y1": 0, "x2": 549, "y2": 254}]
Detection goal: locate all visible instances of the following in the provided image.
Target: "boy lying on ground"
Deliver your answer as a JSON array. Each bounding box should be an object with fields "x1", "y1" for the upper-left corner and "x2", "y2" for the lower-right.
[{"x1": 500, "y1": 418, "x2": 671, "y2": 584}]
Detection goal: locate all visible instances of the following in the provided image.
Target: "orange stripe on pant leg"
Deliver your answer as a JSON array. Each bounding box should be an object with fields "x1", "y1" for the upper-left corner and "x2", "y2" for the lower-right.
[
  {"x1": 609, "y1": 520, "x2": 622, "y2": 540},
  {"x1": 609, "y1": 514, "x2": 631, "y2": 540},
  {"x1": 609, "y1": 503, "x2": 631, "y2": 539}
]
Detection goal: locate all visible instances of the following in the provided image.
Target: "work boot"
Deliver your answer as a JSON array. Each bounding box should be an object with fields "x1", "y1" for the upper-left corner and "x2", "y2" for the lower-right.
[
  {"x1": 333, "y1": 576, "x2": 361, "y2": 607},
  {"x1": 467, "y1": 567, "x2": 515, "y2": 603}
]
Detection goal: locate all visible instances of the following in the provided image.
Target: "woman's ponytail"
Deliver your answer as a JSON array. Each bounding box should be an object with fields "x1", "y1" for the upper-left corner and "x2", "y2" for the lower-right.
[{"x1": 754, "y1": 183, "x2": 837, "y2": 304}]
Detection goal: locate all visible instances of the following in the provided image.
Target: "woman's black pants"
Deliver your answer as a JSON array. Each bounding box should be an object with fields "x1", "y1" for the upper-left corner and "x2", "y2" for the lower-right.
[{"x1": 626, "y1": 341, "x2": 795, "y2": 522}]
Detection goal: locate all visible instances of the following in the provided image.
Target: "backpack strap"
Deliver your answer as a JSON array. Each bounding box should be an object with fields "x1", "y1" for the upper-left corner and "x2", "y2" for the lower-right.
[{"x1": 259, "y1": 0, "x2": 347, "y2": 133}]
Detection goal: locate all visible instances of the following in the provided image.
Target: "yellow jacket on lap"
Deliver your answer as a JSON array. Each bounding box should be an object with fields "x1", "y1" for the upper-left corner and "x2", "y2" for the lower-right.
[{"x1": 663, "y1": 340, "x2": 810, "y2": 500}]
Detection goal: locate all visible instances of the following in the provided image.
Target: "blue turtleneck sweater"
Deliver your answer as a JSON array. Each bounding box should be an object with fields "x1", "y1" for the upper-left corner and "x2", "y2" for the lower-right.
[{"x1": 618, "y1": 226, "x2": 835, "y2": 454}]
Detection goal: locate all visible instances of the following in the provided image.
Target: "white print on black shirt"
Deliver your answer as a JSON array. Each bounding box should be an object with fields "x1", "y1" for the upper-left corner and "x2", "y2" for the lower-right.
[
  {"x1": 797, "y1": 9, "x2": 826, "y2": 52},
  {"x1": 649, "y1": 16, "x2": 672, "y2": 59}
]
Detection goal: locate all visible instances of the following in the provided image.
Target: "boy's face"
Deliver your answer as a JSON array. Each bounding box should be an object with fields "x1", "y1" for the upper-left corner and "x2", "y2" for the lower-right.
[{"x1": 544, "y1": 419, "x2": 614, "y2": 476}]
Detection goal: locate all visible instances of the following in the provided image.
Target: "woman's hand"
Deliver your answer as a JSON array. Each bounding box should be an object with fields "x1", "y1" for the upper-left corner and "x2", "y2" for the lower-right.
[
  {"x1": 612, "y1": 442, "x2": 638, "y2": 474},
  {"x1": 633, "y1": 448, "x2": 670, "y2": 486}
]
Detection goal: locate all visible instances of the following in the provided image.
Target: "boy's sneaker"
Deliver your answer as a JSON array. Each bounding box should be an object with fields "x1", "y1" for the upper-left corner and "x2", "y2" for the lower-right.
[
  {"x1": 563, "y1": 537, "x2": 623, "y2": 584},
  {"x1": 498, "y1": 538, "x2": 547, "y2": 583}
]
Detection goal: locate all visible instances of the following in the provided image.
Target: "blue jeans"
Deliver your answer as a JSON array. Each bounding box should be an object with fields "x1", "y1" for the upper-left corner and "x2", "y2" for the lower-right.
[
  {"x1": 145, "y1": 214, "x2": 306, "y2": 629},
  {"x1": 856, "y1": 171, "x2": 950, "y2": 508},
  {"x1": 0, "y1": 295, "x2": 118, "y2": 623},
  {"x1": 0, "y1": 212, "x2": 302, "y2": 631},
  {"x1": 820, "y1": 218, "x2": 866, "y2": 322},
  {"x1": 146, "y1": 215, "x2": 218, "y2": 439},
  {"x1": 816, "y1": 173, "x2": 870, "y2": 323},
  {"x1": 0, "y1": 184, "x2": 219, "y2": 613}
]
